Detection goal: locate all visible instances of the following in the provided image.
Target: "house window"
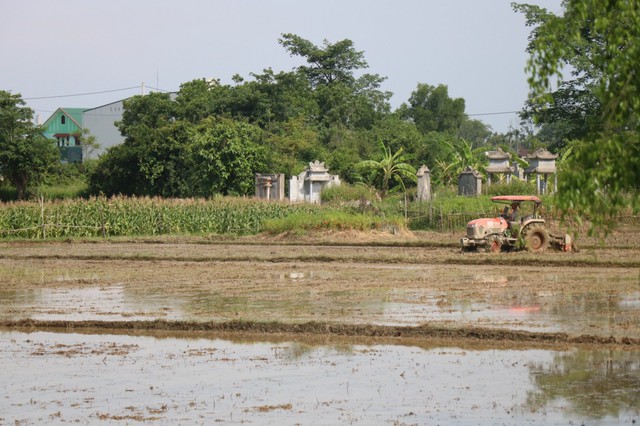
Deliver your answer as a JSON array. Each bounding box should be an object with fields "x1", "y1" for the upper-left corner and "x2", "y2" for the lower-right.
[{"x1": 61, "y1": 115, "x2": 66, "y2": 125}]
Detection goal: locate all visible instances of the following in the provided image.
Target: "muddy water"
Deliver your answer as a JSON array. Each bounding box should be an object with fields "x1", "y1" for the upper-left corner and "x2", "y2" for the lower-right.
[
  {"x1": 1, "y1": 331, "x2": 638, "y2": 425},
  {"x1": 1, "y1": 241, "x2": 639, "y2": 424},
  {"x1": 1, "y1": 259, "x2": 639, "y2": 338}
]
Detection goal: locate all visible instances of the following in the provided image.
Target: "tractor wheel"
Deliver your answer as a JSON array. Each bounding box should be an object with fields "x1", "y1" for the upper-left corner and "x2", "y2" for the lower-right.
[
  {"x1": 523, "y1": 224, "x2": 550, "y2": 252},
  {"x1": 487, "y1": 235, "x2": 502, "y2": 253}
]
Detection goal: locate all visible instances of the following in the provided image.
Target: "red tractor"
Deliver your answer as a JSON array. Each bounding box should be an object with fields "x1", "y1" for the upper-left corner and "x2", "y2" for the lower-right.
[{"x1": 460, "y1": 195, "x2": 574, "y2": 253}]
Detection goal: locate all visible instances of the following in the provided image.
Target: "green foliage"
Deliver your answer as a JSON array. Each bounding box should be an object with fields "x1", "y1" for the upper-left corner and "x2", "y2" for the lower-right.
[
  {"x1": 0, "y1": 196, "x2": 320, "y2": 239},
  {"x1": 319, "y1": 183, "x2": 378, "y2": 206},
  {"x1": 264, "y1": 116, "x2": 324, "y2": 176},
  {"x1": 457, "y1": 119, "x2": 492, "y2": 148},
  {"x1": 399, "y1": 83, "x2": 466, "y2": 135},
  {"x1": 279, "y1": 33, "x2": 390, "y2": 130},
  {"x1": 513, "y1": 2, "x2": 603, "y2": 149},
  {"x1": 261, "y1": 209, "x2": 404, "y2": 235},
  {"x1": 36, "y1": 181, "x2": 89, "y2": 200},
  {"x1": 356, "y1": 139, "x2": 417, "y2": 196},
  {"x1": 406, "y1": 191, "x2": 496, "y2": 231},
  {"x1": 83, "y1": 34, "x2": 495, "y2": 202},
  {"x1": 433, "y1": 137, "x2": 487, "y2": 186},
  {"x1": 518, "y1": 0, "x2": 640, "y2": 234},
  {"x1": 485, "y1": 179, "x2": 537, "y2": 196},
  {"x1": 189, "y1": 117, "x2": 267, "y2": 196},
  {"x1": 0, "y1": 91, "x2": 59, "y2": 199}
]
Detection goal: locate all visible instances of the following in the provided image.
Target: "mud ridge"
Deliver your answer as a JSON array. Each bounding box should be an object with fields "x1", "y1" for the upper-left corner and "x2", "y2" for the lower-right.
[
  {"x1": 3, "y1": 253, "x2": 638, "y2": 268},
  {"x1": 2, "y1": 319, "x2": 638, "y2": 346}
]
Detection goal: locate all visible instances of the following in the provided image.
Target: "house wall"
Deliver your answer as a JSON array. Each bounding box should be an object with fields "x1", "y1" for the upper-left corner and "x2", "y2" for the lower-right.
[
  {"x1": 42, "y1": 110, "x2": 83, "y2": 146},
  {"x1": 82, "y1": 101, "x2": 126, "y2": 159}
]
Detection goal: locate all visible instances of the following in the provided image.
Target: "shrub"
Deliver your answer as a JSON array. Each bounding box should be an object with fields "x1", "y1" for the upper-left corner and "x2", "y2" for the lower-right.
[
  {"x1": 320, "y1": 183, "x2": 378, "y2": 205},
  {"x1": 262, "y1": 209, "x2": 405, "y2": 235},
  {"x1": 485, "y1": 179, "x2": 537, "y2": 196}
]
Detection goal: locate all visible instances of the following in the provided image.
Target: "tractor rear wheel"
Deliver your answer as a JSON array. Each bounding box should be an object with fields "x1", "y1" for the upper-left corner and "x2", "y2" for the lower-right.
[{"x1": 523, "y1": 224, "x2": 550, "y2": 252}]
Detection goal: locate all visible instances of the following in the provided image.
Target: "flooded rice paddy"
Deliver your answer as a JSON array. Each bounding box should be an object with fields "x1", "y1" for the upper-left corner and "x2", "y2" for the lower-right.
[
  {"x1": 1, "y1": 241, "x2": 639, "y2": 424},
  {"x1": 1, "y1": 257, "x2": 638, "y2": 338},
  {"x1": 2, "y1": 331, "x2": 639, "y2": 425}
]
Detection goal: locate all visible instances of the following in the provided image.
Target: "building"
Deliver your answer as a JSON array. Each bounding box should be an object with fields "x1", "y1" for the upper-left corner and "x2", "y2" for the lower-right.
[
  {"x1": 82, "y1": 99, "x2": 126, "y2": 158},
  {"x1": 41, "y1": 100, "x2": 126, "y2": 163},
  {"x1": 41, "y1": 108, "x2": 87, "y2": 163}
]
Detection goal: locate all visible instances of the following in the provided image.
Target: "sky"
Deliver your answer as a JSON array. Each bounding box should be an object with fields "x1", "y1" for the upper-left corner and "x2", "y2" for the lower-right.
[{"x1": 2, "y1": 0, "x2": 563, "y2": 133}]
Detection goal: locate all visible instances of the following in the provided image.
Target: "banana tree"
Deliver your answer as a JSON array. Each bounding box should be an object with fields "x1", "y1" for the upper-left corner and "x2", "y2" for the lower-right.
[{"x1": 356, "y1": 139, "x2": 417, "y2": 197}]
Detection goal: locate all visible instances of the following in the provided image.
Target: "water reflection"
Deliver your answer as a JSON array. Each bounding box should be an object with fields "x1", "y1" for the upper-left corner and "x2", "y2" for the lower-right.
[
  {"x1": 0, "y1": 285, "x2": 187, "y2": 321},
  {"x1": 1, "y1": 264, "x2": 638, "y2": 337},
  {"x1": 526, "y1": 349, "x2": 640, "y2": 420},
  {"x1": 0, "y1": 331, "x2": 637, "y2": 425}
]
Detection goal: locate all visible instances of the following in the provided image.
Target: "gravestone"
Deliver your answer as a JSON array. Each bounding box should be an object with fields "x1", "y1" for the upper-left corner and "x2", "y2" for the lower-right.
[
  {"x1": 289, "y1": 160, "x2": 341, "y2": 203},
  {"x1": 255, "y1": 173, "x2": 286, "y2": 201},
  {"x1": 458, "y1": 166, "x2": 483, "y2": 196},
  {"x1": 416, "y1": 165, "x2": 431, "y2": 202}
]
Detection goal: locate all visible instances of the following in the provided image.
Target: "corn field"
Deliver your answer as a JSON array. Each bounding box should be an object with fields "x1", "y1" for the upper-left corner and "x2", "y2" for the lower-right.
[{"x1": 0, "y1": 196, "x2": 320, "y2": 239}]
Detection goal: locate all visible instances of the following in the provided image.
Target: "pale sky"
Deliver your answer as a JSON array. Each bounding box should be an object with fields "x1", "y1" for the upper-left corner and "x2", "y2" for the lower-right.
[{"x1": 2, "y1": 0, "x2": 563, "y2": 133}]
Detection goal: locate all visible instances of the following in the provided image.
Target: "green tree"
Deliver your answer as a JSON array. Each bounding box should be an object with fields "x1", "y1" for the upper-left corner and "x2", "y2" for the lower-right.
[
  {"x1": 457, "y1": 118, "x2": 492, "y2": 148},
  {"x1": 356, "y1": 139, "x2": 417, "y2": 196},
  {"x1": 513, "y1": 3, "x2": 603, "y2": 150},
  {"x1": 279, "y1": 34, "x2": 368, "y2": 87},
  {"x1": 279, "y1": 33, "x2": 390, "y2": 130},
  {"x1": 189, "y1": 117, "x2": 267, "y2": 196},
  {"x1": 434, "y1": 137, "x2": 486, "y2": 187},
  {"x1": 519, "y1": 0, "x2": 640, "y2": 233},
  {"x1": 0, "y1": 91, "x2": 58, "y2": 199},
  {"x1": 76, "y1": 128, "x2": 100, "y2": 161},
  {"x1": 264, "y1": 115, "x2": 324, "y2": 177},
  {"x1": 399, "y1": 83, "x2": 466, "y2": 135},
  {"x1": 370, "y1": 114, "x2": 424, "y2": 156}
]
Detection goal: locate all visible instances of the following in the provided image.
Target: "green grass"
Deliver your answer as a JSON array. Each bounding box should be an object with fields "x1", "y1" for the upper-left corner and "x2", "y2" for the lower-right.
[
  {"x1": 262, "y1": 210, "x2": 405, "y2": 235},
  {"x1": 35, "y1": 180, "x2": 89, "y2": 200}
]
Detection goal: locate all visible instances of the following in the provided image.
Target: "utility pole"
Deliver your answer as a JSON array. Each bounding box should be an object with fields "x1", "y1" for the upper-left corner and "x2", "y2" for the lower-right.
[{"x1": 141, "y1": 82, "x2": 146, "y2": 96}]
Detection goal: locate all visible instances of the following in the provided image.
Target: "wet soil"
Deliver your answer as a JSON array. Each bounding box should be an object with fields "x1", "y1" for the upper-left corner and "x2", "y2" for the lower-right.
[
  {"x1": 1, "y1": 229, "x2": 639, "y2": 344},
  {"x1": 2, "y1": 330, "x2": 637, "y2": 425},
  {"x1": 1, "y1": 229, "x2": 639, "y2": 424}
]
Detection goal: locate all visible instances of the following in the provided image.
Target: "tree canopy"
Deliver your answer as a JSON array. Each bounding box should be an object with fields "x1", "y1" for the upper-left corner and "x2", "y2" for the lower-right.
[
  {"x1": 515, "y1": 0, "x2": 640, "y2": 233},
  {"x1": 84, "y1": 33, "x2": 502, "y2": 198},
  {"x1": 0, "y1": 91, "x2": 58, "y2": 199}
]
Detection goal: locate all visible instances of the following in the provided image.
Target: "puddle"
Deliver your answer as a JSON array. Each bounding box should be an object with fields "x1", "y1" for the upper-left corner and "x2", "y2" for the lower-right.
[
  {"x1": 1, "y1": 331, "x2": 637, "y2": 425},
  {"x1": 0, "y1": 285, "x2": 187, "y2": 321},
  {"x1": 1, "y1": 260, "x2": 639, "y2": 338}
]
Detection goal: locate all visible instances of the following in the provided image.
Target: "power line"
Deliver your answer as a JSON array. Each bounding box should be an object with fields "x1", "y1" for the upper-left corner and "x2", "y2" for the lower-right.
[
  {"x1": 24, "y1": 86, "x2": 141, "y2": 100},
  {"x1": 468, "y1": 110, "x2": 520, "y2": 117},
  {"x1": 26, "y1": 85, "x2": 520, "y2": 118}
]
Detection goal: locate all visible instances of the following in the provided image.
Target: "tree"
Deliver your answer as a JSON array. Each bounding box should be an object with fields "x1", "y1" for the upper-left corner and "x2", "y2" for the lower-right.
[
  {"x1": 399, "y1": 83, "x2": 466, "y2": 135},
  {"x1": 188, "y1": 117, "x2": 267, "y2": 196},
  {"x1": 279, "y1": 34, "x2": 368, "y2": 87},
  {"x1": 279, "y1": 34, "x2": 390, "y2": 130},
  {"x1": 356, "y1": 139, "x2": 417, "y2": 197},
  {"x1": 434, "y1": 137, "x2": 486, "y2": 187},
  {"x1": 264, "y1": 115, "x2": 324, "y2": 177},
  {"x1": 0, "y1": 91, "x2": 58, "y2": 199},
  {"x1": 518, "y1": 0, "x2": 640, "y2": 233},
  {"x1": 457, "y1": 118, "x2": 492, "y2": 148},
  {"x1": 76, "y1": 128, "x2": 100, "y2": 160},
  {"x1": 513, "y1": 3, "x2": 603, "y2": 149}
]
